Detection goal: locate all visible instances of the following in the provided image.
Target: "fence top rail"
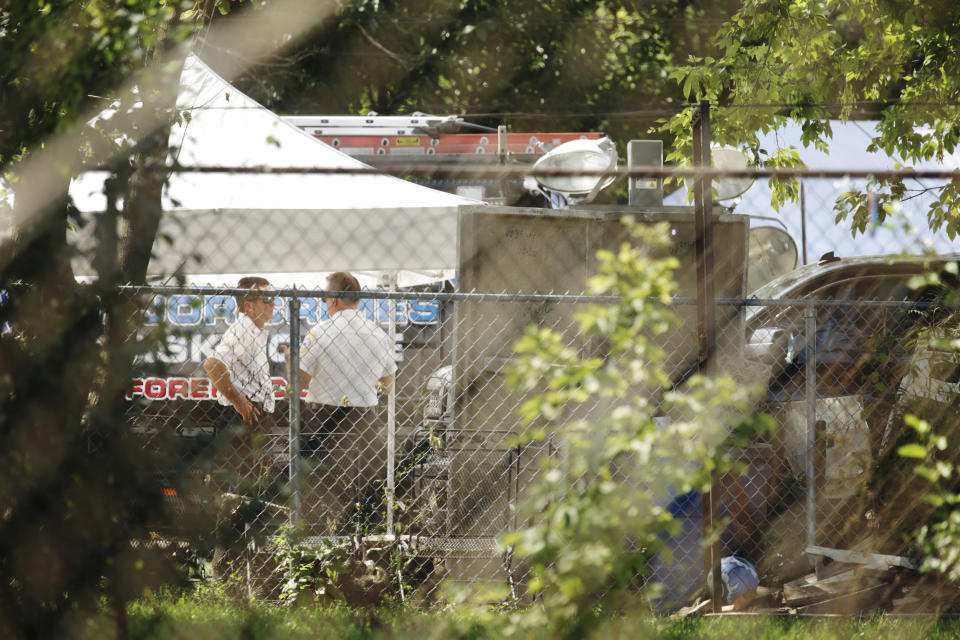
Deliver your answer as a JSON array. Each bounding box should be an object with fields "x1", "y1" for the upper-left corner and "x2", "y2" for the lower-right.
[
  {"x1": 114, "y1": 284, "x2": 624, "y2": 304},
  {"x1": 7, "y1": 283, "x2": 959, "y2": 309},
  {"x1": 121, "y1": 286, "x2": 960, "y2": 310},
  {"x1": 737, "y1": 297, "x2": 960, "y2": 310},
  {"x1": 166, "y1": 164, "x2": 960, "y2": 182}
]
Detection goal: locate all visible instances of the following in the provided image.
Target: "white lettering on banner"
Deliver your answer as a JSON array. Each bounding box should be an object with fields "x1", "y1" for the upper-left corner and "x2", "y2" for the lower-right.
[
  {"x1": 409, "y1": 299, "x2": 441, "y2": 324},
  {"x1": 168, "y1": 295, "x2": 203, "y2": 326},
  {"x1": 143, "y1": 295, "x2": 163, "y2": 324},
  {"x1": 191, "y1": 333, "x2": 221, "y2": 363},
  {"x1": 299, "y1": 297, "x2": 320, "y2": 325},
  {"x1": 204, "y1": 295, "x2": 236, "y2": 327},
  {"x1": 127, "y1": 376, "x2": 305, "y2": 401},
  {"x1": 143, "y1": 295, "x2": 439, "y2": 327},
  {"x1": 137, "y1": 331, "x2": 405, "y2": 365},
  {"x1": 156, "y1": 335, "x2": 189, "y2": 364}
]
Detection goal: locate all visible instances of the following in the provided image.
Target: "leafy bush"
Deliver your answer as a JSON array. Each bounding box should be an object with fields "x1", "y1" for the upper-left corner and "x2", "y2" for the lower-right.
[
  {"x1": 275, "y1": 529, "x2": 354, "y2": 606},
  {"x1": 273, "y1": 527, "x2": 419, "y2": 608},
  {"x1": 899, "y1": 409, "x2": 960, "y2": 584},
  {"x1": 889, "y1": 305, "x2": 960, "y2": 583}
]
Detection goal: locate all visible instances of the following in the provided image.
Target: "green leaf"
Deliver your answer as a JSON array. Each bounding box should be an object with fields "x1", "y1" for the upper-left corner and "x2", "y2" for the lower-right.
[
  {"x1": 898, "y1": 443, "x2": 928, "y2": 459},
  {"x1": 915, "y1": 465, "x2": 940, "y2": 483}
]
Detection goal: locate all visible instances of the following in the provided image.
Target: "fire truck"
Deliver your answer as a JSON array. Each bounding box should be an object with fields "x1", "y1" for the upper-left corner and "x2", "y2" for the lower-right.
[{"x1": 282, "y1": 112, "x2": 606, "y2": 205}]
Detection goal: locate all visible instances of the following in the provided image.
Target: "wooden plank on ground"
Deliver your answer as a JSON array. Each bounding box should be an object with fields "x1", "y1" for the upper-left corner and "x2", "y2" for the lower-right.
[
  {"x1": 805, "y1": 546, "x2": 918, "y2": 570},
  {"x1": 670, "y1": 598, "x2": 713, "y2": 618},
  {"x1": 795, "y1": 583, "x2": 890, "y2": 615},
  {"x1": 783, "y1": 568, "x2": 887, "y2": 607},
  {"x1": 740, "y1": 586, "x2": 778, "y2": 610}
]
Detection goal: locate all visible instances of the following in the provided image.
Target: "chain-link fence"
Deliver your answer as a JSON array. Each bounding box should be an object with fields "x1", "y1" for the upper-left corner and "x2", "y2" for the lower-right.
[
  {"x1": 107, "y1": 241, "x2": 960, "y2": 606},
  {"x1": 10, "y1": 2, "x2": 960, "y2": 634},
  {"x1": 119, "y1": 282, "x2": 573, "y2": 599},
  {"x1": 5, "y1": 52, "x2": 960, "y2": 613},
  {"x1": 10, "y1": 165, "x2": 960, "y2": 610}
]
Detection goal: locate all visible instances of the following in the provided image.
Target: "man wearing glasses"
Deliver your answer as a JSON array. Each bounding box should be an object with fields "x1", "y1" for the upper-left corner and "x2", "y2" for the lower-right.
[{"x1": 204, "y1": 276, "x2": 278, "y2": 426}]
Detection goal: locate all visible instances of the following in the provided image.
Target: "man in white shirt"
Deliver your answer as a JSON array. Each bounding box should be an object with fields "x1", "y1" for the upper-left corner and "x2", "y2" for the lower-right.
[
  {"x1": 203, "y1": 276, "x2": 278, "y2": 496},
  {"x1": 282, "y1": 271, "x2": 397, "y2": 534},
  {"x1": 303, "y1": 273, "x2": 395, "y2": 405},
  {"x1": 204, "y1": 276, "x2": 277, "y2": 424},
  {"x1": 203, "y1": 276, "x2": 280, "y2": 583},
  {"x1": 284, "y1": 271, "x2": 396, "y2": 436}
]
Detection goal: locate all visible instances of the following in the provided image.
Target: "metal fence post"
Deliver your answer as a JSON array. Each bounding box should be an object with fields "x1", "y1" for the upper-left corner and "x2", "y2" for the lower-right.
[
  {"x1": 804, "y1": 300, "x2": 821, "y2": 574},
  {"x1": 288, "y1": 294, "x2": 302, "y2": 526},
  {"x1": 693, "y1": 100, "x2": 722, "y2": 611},
  {"x1": 387, "y1": 292, "x2": 397, "y2": 537}
]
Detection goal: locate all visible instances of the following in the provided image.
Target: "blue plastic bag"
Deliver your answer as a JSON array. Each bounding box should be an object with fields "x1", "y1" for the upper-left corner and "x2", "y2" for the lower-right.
[{"x1": 707, "y1": 555, "x2": 759, "y2": 604}]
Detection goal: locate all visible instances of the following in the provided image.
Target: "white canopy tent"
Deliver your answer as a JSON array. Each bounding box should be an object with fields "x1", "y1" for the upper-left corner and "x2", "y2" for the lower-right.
[{"x1": 70, "y1": 53, "x2": 481, "y2": 281}]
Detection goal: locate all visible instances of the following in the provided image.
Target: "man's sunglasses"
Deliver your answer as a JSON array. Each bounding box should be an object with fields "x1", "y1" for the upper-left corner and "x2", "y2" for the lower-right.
[{"x1": 255, "y1": 296, "x2": 276, "y2": 305}]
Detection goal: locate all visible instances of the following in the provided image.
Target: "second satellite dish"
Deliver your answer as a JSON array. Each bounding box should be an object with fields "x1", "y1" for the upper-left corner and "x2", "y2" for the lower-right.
[
  {"x1": 712, "y1": 146, "x2": 757, "y2": 201},
  {"x1": 685, "y1": 145, "x2": 757, "y2": 202},
  {"x1": 747, "y1": 226, "x2": 799, "y2": 294}
]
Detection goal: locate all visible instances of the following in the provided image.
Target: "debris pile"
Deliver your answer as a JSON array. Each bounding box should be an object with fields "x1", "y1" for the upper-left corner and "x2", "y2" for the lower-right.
[{"x1": 673, "y1": 546, "x2": 959, "y2": 616}]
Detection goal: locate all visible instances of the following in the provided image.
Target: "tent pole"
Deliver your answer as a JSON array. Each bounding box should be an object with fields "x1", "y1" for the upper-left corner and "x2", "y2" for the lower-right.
[{"x1": 386, "y1": 273, "x2": 397, "y2": 537}]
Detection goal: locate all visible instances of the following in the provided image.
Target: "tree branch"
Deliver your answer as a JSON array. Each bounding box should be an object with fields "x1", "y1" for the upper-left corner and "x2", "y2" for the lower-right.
[{"x1": 356, "y1": 23, "x2": 409, "y2": 69}]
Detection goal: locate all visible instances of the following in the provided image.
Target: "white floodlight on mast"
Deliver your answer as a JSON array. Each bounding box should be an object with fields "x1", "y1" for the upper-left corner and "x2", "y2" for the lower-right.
[{"x1": 525, "y1": 137, "x2": 619, "y2": 205}]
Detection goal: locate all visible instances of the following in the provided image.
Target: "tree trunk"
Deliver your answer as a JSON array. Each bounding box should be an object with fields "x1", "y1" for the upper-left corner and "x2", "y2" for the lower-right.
[{"x1": 120, "y1": 57, "x2": 184, "y2": 286}]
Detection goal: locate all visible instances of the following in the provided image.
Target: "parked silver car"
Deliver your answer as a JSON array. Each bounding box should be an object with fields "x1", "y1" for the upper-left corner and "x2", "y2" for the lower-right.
[{"x1": 742, "y1": 253, "x2": 960, "y2": 560}]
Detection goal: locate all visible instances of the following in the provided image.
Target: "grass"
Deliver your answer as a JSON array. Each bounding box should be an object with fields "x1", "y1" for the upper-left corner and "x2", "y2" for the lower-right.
[
  {"x1": 77, "y1": 583, "x2": 471, "y2": 640},
  {"x1": 72, "y1": 586, "x2": 960, "y2": 640},
  {"x1": 659, "y1": 616, "x2": 960, "y2": 640}
]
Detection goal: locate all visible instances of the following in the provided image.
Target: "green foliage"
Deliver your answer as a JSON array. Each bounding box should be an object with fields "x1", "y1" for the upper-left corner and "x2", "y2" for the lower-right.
[
  {"x1": 73, "y1": 598, "x2": 960, "y2": 640},
  {"x1": 457, "y1": 219, "x2": 772, "y2": 638},
  {"x1": 274, "y1": 529, "x2": 352, "y2": 606},
  {"x1": 659, "y1": 615, "x2": 960, "y2": 640},
  {"x1": 201, "y1": 0, "x2": 740, "y2": 163},
  {"x1": 0, "y1": 3, "x2": 229, "y2": 639},
  {"x1": 893, "y1": 306, "x2": 960, "y2": 581},
  {"x1": 657, "y1": 0, "x2": 960, "y2": 238},
  {"x1": 0, "y1": 0, "x2": 203, "y2": 166},
  {"x1": 899, "y1": 411, "x2": 960, "y2": 581},
  {"x1": 122, "y1": 586, "x2": 385, "y2": 639},
  {"x1": 272, "y1": 528, "x2": 415, "y2": 608}
]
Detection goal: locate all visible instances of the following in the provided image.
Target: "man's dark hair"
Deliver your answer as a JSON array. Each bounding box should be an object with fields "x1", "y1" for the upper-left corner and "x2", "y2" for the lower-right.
[
  {"x1": 236, "y1": 275, "x2": 270, "y2": 308},
  {"x1": 326, "y1": 271, "x2": 361, "y2": 299}
]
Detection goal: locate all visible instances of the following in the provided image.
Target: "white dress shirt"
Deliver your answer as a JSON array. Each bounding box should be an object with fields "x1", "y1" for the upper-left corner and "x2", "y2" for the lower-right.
[
  {"x1": 301, "y1": 309, "x2": 397, "y2": 408},
  {"x1": 211, "y1": 312, "x2": 275, "y2": 412}
]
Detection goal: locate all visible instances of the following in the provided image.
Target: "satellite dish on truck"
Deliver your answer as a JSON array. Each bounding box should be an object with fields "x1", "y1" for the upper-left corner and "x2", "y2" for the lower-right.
[
  {"x1": 685, "y1": 145, "x2": 757, "y2": 202},
  {"x1": 747, "y1": 226, "x2": 798, "y2": 294}
]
